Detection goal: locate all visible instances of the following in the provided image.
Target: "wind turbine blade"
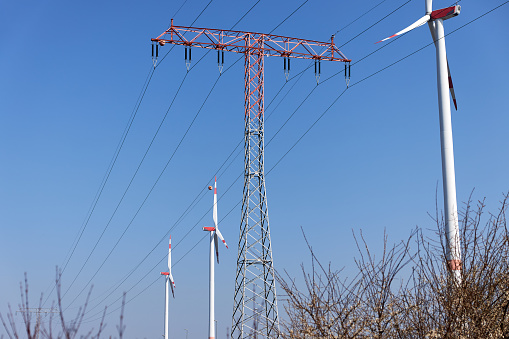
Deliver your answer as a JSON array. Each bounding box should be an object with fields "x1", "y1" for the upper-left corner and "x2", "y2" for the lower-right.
[
  {"x1": 214, "y1": 233, "x2": 219, "y2": 264},
  {"x1": 447, "y1": 60, "x2": 458, "y2": 110},
  {"x1": 425, "y1": 0, "x2": 432, "y2": 14},
  {"x1": 215, "y1": 228, "x2": 228, "y2": 249},
  {"x1": 168, "y1": 236, "x2": 172, "y2": 271},
  {"x1": 213, "y1": 177, "x2": 218, "y2": 228},
  {"x1": 376, "y1": 15, "x2": 430, "y2": 43},
  {"x1": 169, "y1": 274, "x2": 175, "y2": 298},
  {"x1": 428, "y1": 20, "x2": 438, "y2": 45}
]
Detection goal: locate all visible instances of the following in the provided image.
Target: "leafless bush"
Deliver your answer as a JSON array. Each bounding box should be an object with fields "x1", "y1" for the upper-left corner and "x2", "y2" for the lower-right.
[
  {"x1": 278, "y1": 193, "x2": 509, "y2": 338},
  {"x1": 1, "y1": 268, "x2": 126, "y2": 339}
]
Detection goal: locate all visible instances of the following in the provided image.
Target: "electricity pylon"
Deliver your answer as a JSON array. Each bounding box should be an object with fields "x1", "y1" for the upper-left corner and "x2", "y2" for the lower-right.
[{"x1": 152, "y1": 21, "x2": 350, "y2": 338}]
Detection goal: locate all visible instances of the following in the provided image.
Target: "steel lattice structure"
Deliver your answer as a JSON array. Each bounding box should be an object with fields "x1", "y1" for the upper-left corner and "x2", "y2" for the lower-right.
[{"x1": 152, "y1": 21, "x2": 350, "y2": 339}]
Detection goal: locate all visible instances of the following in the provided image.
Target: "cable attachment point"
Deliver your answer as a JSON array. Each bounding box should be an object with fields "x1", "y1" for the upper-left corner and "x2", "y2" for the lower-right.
[
  {"x1": 345, "y1": 62, "x2": 351, "y2": 87},
  {"x1": 283, "y1": 56, "x2": 290, "y2": 81},
  {"x1": 185, "y1": 46, "x2": 192, "y2": 71},
  {"x1": 314, "y1": 59, "x2": 321, "y2": 84},
  {"x1": 217, "y1": 49, "x2": 224, "y2": 74}
]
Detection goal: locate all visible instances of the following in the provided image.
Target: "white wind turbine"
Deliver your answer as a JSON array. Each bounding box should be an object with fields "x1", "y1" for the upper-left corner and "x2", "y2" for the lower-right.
[
  {"x1": 203, "y1": 177, "x2": 228, "y2": 339},
  {"x1": 377, "y1": 0, "x2": 462, "y2": 282},
  {"x1": 160, "y1": 236, "x2": 176, "y2": 339}
]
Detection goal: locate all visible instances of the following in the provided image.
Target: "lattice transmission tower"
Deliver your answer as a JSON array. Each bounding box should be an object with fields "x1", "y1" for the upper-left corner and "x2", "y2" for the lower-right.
[{"x1": 152, "y1": 21, "x2": 350, "y2": 339}]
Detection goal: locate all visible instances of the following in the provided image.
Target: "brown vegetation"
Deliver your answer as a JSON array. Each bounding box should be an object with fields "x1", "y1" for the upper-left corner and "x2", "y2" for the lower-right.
[
  {"x1": 0, "y1": 268, "x2": 126, "y2": 339},
  {"x1": 278, "y1": 193, "x2": 509, "y2": 338}
]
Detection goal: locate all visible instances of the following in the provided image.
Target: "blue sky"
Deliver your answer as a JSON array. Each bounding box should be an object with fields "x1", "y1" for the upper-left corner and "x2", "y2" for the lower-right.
[{"x1": 1, "y1": 0, "x2": 508, "y2": 338}]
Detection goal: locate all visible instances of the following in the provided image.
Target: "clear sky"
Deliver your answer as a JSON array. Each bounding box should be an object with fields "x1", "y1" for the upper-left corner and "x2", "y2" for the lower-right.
[{"x1": 1, "y1": 0, "x2": 508, "y2": 338}]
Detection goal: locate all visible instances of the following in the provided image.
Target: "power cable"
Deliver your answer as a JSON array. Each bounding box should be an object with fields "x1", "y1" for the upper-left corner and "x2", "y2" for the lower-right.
[
  {"x1": 57, "y1": 0, "x2": 222, "y2": 306},
  {"x1": 83, "y1": 137, "x2": 244, "y2": 308},
  {"x1": 62, "y1": 50, "x2": 212, "y2": 304},
  {"x1": 43, "y1": 64, "x2": 157, "y2": 307},
  {"x1": 63, "y1": 0, "x2": 265, "y2": 308},
  {"x1": 70, "y1": 0, "x2": 312, "y2": 312},
  {"x1": 269, "y1": 0, "x2": 308, "y2": 34},
  {"x1": 68, "y1": 0, "x2": 417, "y2": 311},
  {"x1": 84, "y1": 188, "x2": 243, "y2": 322},
  {"x1": 72, "y1": 0, "x2": 472, "y2": 315},
  {"x1": 80, "y1": 0, "x2": 508, "y2": 317},
  {"x1": 82, "y1": 73, "x2": 334, "y2": 319},
  {"x1": 79, "y1": 68, "x2": 307, "y2": 313},
  {"x1": 171, "y1": 0, "x2": 190, "y2": 21},
  {"x1": 64, "y1": 55, "x2": 243, "y2": 309},
  {"x1": 230, "y1": 0, "x2": 263, "y2": 30},
  {"x1": 332, "y1": 0, "x2": 389, "y2": 37},
  {"x1": 49, "y1": 0, "x2": 409, "y2": 299},
  {"x1": 79, "y1": 67, "x2": 299, "y2": 313},
  {"x1": 56, "y1": 0, "x2": 217, "y2": 289},
  {"x1": 339, "y1": 0, "x2": 414, "y2": 48}
]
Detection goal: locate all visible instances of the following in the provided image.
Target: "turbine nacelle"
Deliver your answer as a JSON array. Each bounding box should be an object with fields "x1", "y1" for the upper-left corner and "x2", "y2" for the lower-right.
[
  {"x1": 431, "y1": 5, "x2": 461, "y2": 21},
  {"x1": 202, "y1": 226, "x2": 229, "y2": 264}
]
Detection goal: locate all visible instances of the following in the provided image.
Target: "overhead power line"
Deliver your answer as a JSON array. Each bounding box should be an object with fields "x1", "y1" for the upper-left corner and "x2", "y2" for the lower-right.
[
  {"x1": 63, "y1": 0, "x2": 263, "y2": 308},
  {"x1": 52, "y1": 0, "x2": 222, "y2": 307},
  {"x1": 43, "y1": 64, "x2": 157, "y2": 307},
  {"x1": 65, "y1": 55, "x2": 243, "y2": 309},
  {"x1": 339, "y1": 0, "x2": 414, "y2": 48},
  {"x1": 80, "y1": 0, "x2": 508, "y2": 320},
  {"x1": 75, "y1": 0, "x2": 320, "y2": 316},
  {"x1": 332, "y1": 0, "x2": 389, "y2": 36},
  {"x1": 70, "y1": 0, "x2": 429, "y2": 313}
]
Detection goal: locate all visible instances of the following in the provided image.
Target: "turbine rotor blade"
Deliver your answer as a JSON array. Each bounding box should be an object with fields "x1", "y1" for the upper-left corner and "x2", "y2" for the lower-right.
[
  {"x1": 215, "y1": 228, "x2": 228, "y2": 249},
  {"x1": 168, "y1": 236, "x2": 172, "y2": 271},
  {"x1": 213, "y1": 177, "x2": 218, "y2": 228},
  {"x1": 376, "y1": 14, "x2": 430, "y2": 43},
  {"x1": 426, "y1": 0, "x2": 433, "y2": 14},
  {"x1": 169, "y1": 274, "x2": 175, "y2": 298},
  {"x1": 214, "y1": 233, "x2": 219, "y2": 264},
  {"x1": 447, "y1": 60, "x2": 458, "y2": 110}
]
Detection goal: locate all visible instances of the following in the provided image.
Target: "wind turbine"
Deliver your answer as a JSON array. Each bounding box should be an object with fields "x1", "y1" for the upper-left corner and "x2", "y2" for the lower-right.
[
  {"x1": 160, "y1": 236, "x2": 176, "y2": 338},
  {"x1": 377, "y1": 1, "x2": 462, "y2": 282},
  {"x1": 203, "y1": 177, "x2": 228, "y2": 339}
]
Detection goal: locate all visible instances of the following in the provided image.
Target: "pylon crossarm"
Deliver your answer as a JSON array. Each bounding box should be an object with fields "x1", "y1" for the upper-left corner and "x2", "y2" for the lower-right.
[{"x1": 152, "y1": 22, "x2": 351, "y2": 62}]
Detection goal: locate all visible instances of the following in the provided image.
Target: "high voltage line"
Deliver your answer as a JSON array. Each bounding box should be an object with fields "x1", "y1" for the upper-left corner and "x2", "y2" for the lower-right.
[
  {"x1": 68, "y1": 0, "x2": 324, "y2": 312},
  {"x1": 47, "y1": 0, "x2": 224, "y2": 306},
  {"x1": 65, "y1": 55, "x2": 244, "y2": 309},
  {"x1": 58, "y1": 0, "x2": 268, "y2": 308},
  {"x1": 60, "y1": 0, "x2": 396, "y2": 304},
  {"x1": 56, "y1": 0, "x2": 213, "y2": 285},
  {"x1": 79, "y1": 1, "x2": 508, "y2": 322},
  {"x1": 64, "y1": 0, "x2": 422, "y2": 312}
]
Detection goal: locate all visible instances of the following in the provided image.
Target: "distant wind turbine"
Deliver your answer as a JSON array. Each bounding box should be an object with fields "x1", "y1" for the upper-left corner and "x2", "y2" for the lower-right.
[
  {"x1": 377, "y1": 0, "x2": 462, "y2": 282},
  {"x1": 160, "y1": 236, "x2": 175, "y2": 338},
  {"x1": 203, "y1": 177, "x2": 228, "y2": 339}
]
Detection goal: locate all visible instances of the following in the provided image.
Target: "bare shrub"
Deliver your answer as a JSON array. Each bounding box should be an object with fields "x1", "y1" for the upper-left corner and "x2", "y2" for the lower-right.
[
  {"x1": 278, "y1": 193, "x2": 509, "y2": 338},
  {"x1": 1, "y1": 268, "x2": 126, "y2": 339}
]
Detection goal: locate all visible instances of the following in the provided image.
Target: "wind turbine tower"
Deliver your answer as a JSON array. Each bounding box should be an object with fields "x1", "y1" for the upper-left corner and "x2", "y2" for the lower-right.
[
  {"x1": 160, "y1": 236, "x2": 175, "y2": 339},
  {"x1": 377, "y1": 1, "x2": 462, "y2": 281},
  {"x1": 152, "y1": 21, "x2": 350, "y2": 338},
  {"x1": 203, "y1": 178, "x2": 229, "y2": 339}
]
